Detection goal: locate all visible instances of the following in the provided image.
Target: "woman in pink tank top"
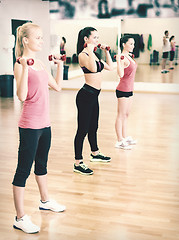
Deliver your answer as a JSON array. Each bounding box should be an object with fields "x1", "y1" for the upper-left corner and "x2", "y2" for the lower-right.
[
  {"x1": 12, "y1": 22, "x2": 66, "y2": 234},
  {"x1": 115, "y1": 35, "x2": 137, "y2": 150},
  {"x1": 169, "y1": 35, "x2": 176, "y2": 70}
]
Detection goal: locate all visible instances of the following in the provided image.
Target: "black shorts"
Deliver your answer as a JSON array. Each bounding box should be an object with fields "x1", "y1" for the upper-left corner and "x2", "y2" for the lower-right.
[
  {"x1": 116, "y1": 90, "x2": 133, "y2": 98},
  {"x1": 162, "y1": 52, "x2": 169, "y2": 59},
  {"x1": 170, "y1": 51, "x2": 175, "y2": 61}
]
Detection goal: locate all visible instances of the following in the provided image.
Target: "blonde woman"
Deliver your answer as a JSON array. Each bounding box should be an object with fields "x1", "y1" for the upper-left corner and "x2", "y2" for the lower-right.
[
  {"x1": 115, "y1": 35, "x2": 137, "y2": 150},
  {"x1": 12, "y1": 22, "x2": 66, "y2": 234}
]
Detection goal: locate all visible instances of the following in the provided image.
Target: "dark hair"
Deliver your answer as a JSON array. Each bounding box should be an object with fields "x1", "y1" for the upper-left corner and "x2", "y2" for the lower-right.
[
  {"x1": 62, "y1": 37, "x2": 66, "y2": 43},
  {"x1": 77, "y1": 27, "x2": 97, "y2": 55},
  {"x1": 169, "y1": 35, "x2": 175, "y2": 42},
  {"x1": 164, "y1": 30, "x2": 168, "y2": 35},
  {"x1": 120, "y1": 35, "x2": 134, "y2": 51}
]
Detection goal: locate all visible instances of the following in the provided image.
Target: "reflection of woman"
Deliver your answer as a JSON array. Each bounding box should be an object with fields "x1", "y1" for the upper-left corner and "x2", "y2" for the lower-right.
[
  {"x1": 115, "y1": 35, "x2": 137, "y2": 150},
  {"x1": 74, "y1": 27, "x2": 113, "y2": 175},
  {"x1": 169, "y1": 35, "x2": 175, "y2": 70},
  {"x1": 60, "y1": 37, "x2": 66, "y2": 55}
]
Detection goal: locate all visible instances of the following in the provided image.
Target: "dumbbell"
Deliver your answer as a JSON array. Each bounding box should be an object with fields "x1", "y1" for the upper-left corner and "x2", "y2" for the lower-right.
[
  {"x1": 97, "y1": 44, "x2": 110, "y2": 51},
  {"x1": 129, "y1": 53, "x2": 135, "y2": 58},
  {"x1": 48, "y1": 54, "x2": 66, "y2": 62},
  {"x1": 114, "y1": 55, "x2": 124, "y2": 60},
  {"x1": 16, "y1": 57, "x2": 34, "y2": 66},
  {"x1": 83, "y1": 43, "x2": 97, "y2": 52}
]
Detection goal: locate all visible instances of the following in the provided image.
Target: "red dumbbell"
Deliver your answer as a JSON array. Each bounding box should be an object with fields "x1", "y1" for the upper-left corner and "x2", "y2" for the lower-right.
[
  {"x1": 114, "y1": 55, "x2": 124, "y2": 60},
  {"x1": 83, "y1": 43, "x2": 97, "y2": 52},
  {"x1": 97, "y1": 44, "x2": 110, "y2": 51},
  {"x1": 48, "y1": 54, "x2": 66, "y2": 62},
  {"x1": 129, "y1": 53, "x2": 135, "y2": 58},
  {"x1": 16, "y1": 57, "x2": 34, "y2": 66}
]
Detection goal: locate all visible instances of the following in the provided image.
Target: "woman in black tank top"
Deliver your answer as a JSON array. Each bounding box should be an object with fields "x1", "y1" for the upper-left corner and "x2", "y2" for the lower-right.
[{"x1": 73, "y1": 27, "x2": 113, "y2": 175}]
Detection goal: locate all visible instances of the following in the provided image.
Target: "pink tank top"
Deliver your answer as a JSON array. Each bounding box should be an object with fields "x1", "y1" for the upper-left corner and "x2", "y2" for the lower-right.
[
  {"x1": 18, "y1": 67, "x2": 50, "y2": 129},
  {"x1": 116, "y1": 56, "x2": 137, "y2": 92}
]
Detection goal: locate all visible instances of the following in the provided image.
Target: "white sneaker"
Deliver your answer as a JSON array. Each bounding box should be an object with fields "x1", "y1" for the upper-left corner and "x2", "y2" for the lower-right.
[
  {"x1": 39, "y1": 199, "x2": 66, "y2": 212},
  {"x1": 115, "y1": 139, "x2": 132, "y2": 150},
  {"x1": 13, "y1": 215, "x2": 40, "y2": 234},
  {"x1": 125, "y1": 136, "x2": 137, "y2": 145}
]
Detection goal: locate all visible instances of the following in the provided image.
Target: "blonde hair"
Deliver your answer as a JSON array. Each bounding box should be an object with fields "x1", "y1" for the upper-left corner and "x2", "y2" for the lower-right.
[{"x1": 15, "y1": 22, "x2": 40, "y2": 58}]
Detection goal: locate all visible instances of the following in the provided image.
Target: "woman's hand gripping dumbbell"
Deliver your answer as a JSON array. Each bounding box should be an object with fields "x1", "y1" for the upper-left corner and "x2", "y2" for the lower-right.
[
  {"x1": 83, "y1": 43, "x2": 110, "y2": 52},
  {"x1": 16, "y1": 57, "x2": 34, "y2": 66},
  {"x1": 114, "y1": 55, "x2": 125, "y2": 61},
  {"x1": 83, "y1": 43, "x2": 98, "y2": 52},
  {"x1": 48, "y1": 54, "x2": 66, "y2": 64},
  {"x1": 97, "y1": 44, "x2": 110, "y2": 51}
]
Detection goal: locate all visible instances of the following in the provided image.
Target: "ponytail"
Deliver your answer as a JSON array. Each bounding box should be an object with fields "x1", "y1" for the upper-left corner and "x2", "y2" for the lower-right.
[
  {"x1": 15, "y1": 26, "x2": 24, "y2": 58},
  {"x1": 77, "y1": 27, "x2": 97, "y2": 55},
  {"x1": 120, "y1": 35, "x2": 133, "y2": 51},
  {"x1": 15, "y1": 22, "x2": 40, "y2": 58}
]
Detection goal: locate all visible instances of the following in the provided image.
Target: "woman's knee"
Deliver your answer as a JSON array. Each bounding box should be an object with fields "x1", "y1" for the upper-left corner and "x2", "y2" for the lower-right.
[{"x1": 12, "y1": 169, "x2": 31, "y2": 187}]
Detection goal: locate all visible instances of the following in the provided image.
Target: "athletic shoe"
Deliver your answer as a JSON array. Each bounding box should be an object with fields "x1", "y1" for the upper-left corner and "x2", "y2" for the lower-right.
[
  {"x1": 13, "y1": 215, "x2": 40, "y2": 234},
  {"x1": 39, "y1": 199, "x2": 66, "y2": 212},
  {"x1": 73, "y1": 162, "x2": 93, "y2": 175},
  {"x1": 90, "y1": 152, "x2": 111, "y2": 162},
  {"x1": 125, "y1": 136, "x2": 137, "y2": 145},
  {"x1": 115, "y1": 139, "x2": 132, "y2": 150}
]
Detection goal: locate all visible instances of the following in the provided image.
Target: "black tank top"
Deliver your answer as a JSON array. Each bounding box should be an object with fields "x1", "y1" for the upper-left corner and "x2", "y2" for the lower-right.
[{"x1": 81, "y1": 52, "x2": 104, "y2": 74}]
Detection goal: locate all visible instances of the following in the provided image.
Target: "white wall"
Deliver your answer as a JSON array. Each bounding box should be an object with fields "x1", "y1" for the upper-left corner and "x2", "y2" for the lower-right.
[
  {"x1": 0, "y1": 0, "x2": 50, "y2": 75},
  {"x1": 121, "y1": 18, "x2": 179, "y2": 64},
  {"x1": 50, "y1": 19, "x2": 121, "y2": 58}
]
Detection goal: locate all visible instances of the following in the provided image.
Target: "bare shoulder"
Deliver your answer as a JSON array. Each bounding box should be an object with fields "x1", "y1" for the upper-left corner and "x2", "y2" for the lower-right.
[
  {"x1": 14, "y1": 62, "x2": 22, "y2": 74},
  {"x1": 78, "y1": 52, "x2": 88, "y2": 65}
]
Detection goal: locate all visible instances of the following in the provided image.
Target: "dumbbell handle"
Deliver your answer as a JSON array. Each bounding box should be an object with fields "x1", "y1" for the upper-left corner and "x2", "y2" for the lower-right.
[
  {"x1": 114, "y1": 55, "x2": 124, "y2": 60},
  {"x1": 48, "y1": 54, "x2": 66, "y2": 62},
  {"x1": 83, "y1": 43, "x2": 97, "y2": 52},
  {"x1": 16, "y1": 57, "x2": 34, "y2": 66},
  {"x1": 97, "y1": 44, "x2": 110, "y2": 51}
]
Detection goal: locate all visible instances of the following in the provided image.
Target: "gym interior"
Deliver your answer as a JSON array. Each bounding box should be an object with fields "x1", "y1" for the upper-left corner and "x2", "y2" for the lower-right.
[{"x1": 0, "y1": 0, "x2": 179, "y2": 239}]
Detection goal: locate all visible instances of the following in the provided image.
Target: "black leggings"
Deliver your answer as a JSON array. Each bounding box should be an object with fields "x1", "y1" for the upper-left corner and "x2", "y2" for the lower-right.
[
  {"x1": 12, "y1": 127, "x2": 51, "y2": 187},
  {"x1": 74, "y1": 84, "x2": 101, "y2": 160}
]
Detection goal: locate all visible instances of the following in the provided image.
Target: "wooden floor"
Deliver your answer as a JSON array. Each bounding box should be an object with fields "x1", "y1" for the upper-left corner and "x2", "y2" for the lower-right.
[{"x1": 0, "y1": 88, "x2": 179, "y2": 240}]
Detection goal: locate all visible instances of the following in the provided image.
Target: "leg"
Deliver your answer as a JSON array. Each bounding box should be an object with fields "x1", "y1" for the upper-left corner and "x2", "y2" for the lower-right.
[
  {"x1": 35, "y1": 127, "x2": 66, "y2": 211},
  {"x1": 74, "y1": 89, "x2": 94, "y2": 174},
  {"x1": 13, "y1": 186, "x2": 25, "y2": 219},
  {"x1": 12, "y1": 128, "x2": 40, "y2": 218},
  {"x1": 88, "y1": 97, "x2": 111, "y2": 162},
  {"x1": 74, "y1": 89, "x2": 94, "y2": 161},
  {"x1": 34, "y1": 127, "x2": 51, "y2": 202},
  {"x1": 88, "y1": 96, "x2": 99, "y2": 153},
  {"x1": 115, "y1": 97, "x2": 130, "y2": 141},
  {"x1": 122, "y1": 97, "x2": 133, "y2": 138},
  {"x1": 161, "y1": 58, "x2": 167, "y2": 70}
]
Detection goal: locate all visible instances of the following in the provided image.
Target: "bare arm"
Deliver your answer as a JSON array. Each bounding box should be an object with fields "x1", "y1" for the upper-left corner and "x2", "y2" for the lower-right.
[
  {"x1": 79, "y1": 44, "x2": 97, "y2": 72},
  {"x1": 99, "y1": 44, "x2": 113, "y2": 71},
  {"x1": 41, "y1": 56, "x2": 64, "y2": 92},
  {"x1": 116, "y1": 54, "x2": 129, "y2": 78},
  {"x1": 14, "y1": 58, "x2": 28, "y2": 102}
]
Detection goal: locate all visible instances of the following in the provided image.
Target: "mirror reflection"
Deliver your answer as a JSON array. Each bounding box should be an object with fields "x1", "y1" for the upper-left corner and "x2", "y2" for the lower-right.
[{"x1": 50, "y1": 18, "x2": 179, "y2": 91}]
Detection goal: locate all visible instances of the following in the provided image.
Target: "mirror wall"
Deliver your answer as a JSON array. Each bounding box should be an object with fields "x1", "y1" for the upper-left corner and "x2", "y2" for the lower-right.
[{"x1": 50, "y1": 18, "x2": 179, "y2": 93}]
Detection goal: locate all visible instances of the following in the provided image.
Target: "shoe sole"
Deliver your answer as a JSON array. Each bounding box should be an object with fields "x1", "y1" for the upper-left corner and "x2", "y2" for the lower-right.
[
  {"x1": 115, "y1": 146, "x2": 132, "y2": 150},
  {"x1": 90, "y1": 158, "x2": 111, "y2": 162},
  {"x1": 127, "y1": 142, "x2": 137, "y2": 145},
  {"x1": 39, "y1": 207, "x2": 65, "y2": 212},
  {"x1": 13, "y1": 225, "x2": 39, "y2": 234},
  {"x1": 73, "y1": 169, "x2": 93, "y2": 175}
]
